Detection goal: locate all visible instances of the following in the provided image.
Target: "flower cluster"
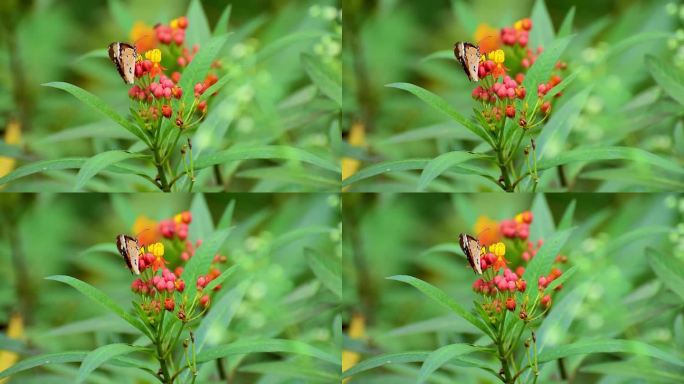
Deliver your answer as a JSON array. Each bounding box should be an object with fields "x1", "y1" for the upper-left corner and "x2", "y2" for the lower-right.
[
  {"x1": 469, "y1": 18, "x2": 567, "y2": 130},
  {"x1": 127, "y1": 16, "x2": 221, "y2": 133},
  {"x1": 468, "y1": 210, "x2": 568, "y2": 319},
  {"x1": 127, "y1": 211, "x2": 229, "y2": 322}
]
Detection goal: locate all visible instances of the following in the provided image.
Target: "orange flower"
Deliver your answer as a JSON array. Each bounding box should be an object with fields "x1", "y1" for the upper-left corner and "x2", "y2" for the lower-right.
[
  {"x1": 474, "y1": 216, "x2": 500, "y2": 246},
  {"x1": 132, "y1": 215, "x2": 159, "y2": 246},
  {"x1": 130, "y1": 21, "x2": 157, "y2": 52},
  {"x1": 474, "y1": 23, "x2": 500, "y2": 54},
  {"x1": 490, "y1": 242, "x2": 508, "y2": 271}
]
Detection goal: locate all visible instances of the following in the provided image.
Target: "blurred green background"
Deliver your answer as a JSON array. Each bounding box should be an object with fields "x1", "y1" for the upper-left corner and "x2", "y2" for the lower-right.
[
  {"x1": 342, "y1": 0, "x2": 684, "y2": 191},
  {"x1": 0, "y1": 193, "x2": 341, "y2": 383},
  {"x1": 0, "y1": 0, "x2": 341, "y2": 191},
  {"x1": 342, "y1": 193, "x2": 684, "y2": 382}
]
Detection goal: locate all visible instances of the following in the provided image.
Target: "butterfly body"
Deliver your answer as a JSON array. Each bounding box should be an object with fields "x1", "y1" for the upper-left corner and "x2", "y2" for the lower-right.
[
  {"x1": 459, "y1": 233, "x2": 483, "y2": 274},
  {"x1": 116, "y1": 234, "x2": 141, "y2": 275},
  {"x1": 108, "y1": 42, "x2": 137, "y2": 84},
  {"x1": 454, "y1": 42, "x2": 481, "y2": 82}
]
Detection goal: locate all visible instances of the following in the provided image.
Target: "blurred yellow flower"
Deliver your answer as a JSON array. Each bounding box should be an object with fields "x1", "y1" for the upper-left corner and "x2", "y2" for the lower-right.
[
  {"x1": 0, "y1": 313, "x2": 24, "y2": 384},
  {"x1": 474, "y1": 23, "x2": 500, "y2": 54},
  {"x1": 130, "y1": 21, "x2": 157, "y2": 52},
  {"x1": 474, "y1": 216, "x2": 500, "y2": 245},
  {"x1": 488, "y1": 49, "x2": 505, "y2": 64},
  {"x1": 342, "y1": 313, "x2": 365, "y2": 383},
  {"x1": 0, "y1": 120, "x2": 21, "y2": 182},
  {"x1": 132, "y1": 215, "x2": 158, "y2": 246},
  {"x1": 342, "y1": 122, "x2": 366, "y2": 182}
]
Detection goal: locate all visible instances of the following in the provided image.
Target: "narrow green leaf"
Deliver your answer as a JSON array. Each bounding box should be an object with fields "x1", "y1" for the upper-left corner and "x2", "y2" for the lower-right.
[
  {"x1": 535, "y1": 147, "x2": 684, "y2": 175},
  {"x1": 581, "y1": 360, "x2": 684, "y2": 382},
  {"x1": 179, "y1": 34, "x2": 230, "y2": 107},
  {"x1": 239, "y1": 361, "x2": 339, "y2": 381},
  {"x1": 258, "y1": 32, "x2": 322, "y2": 62},
  {"x1": 74, "y1": 151, "x2": 146, "y2": 191},
  {"x1": 557, "y1": 6, "x2": 576, "y2": 38},
  {"x1": 194, "y1": 145, "x2": 339, "y2": 173},
  {"x1": 647, "y1": 248, "x2": 684, "y2": 301},
  {"x1": 417, "y1": 344, "x2": 485, "y2": 384},
  {"x1": 42, "y1": 82, "x2": 148, "y2": 144},
  {"x1": 302, "y1": 53, "x2": 341, "y2": 106},
  {"x1": 342, "y1": 351, "x2": 429, "y2": 378},
  {"x1": 189, "y1": 193, "x2": 214, "y2": 241},
  {"x1": 342, "y1": 159, "x2": 429, "y2": 187},
  {"x1": 181, "y1": 228, "x2": 232, "y2": 300},
  {"x1": 557, "y1": 200, "x2": 576, "y2": 230},
  {"x1": 185, "y1": 0, "x2": 211, "y2": 47},
  {"x1": 204, "y1": 264, "x2": 238, "y2": 293},
  {"x1": 418, "y1": 152, "x2": 489, "y2": 191},
  {"x1": 0, "y1": 158, "x2": 85, "y2": 185},
  {"x1": 196, "y1": 339, "x2": 339, "y2": 366},
  {"x1": 530, "y1": 194, "x2": 555, "y2": 241},
  {"x1": 530, "y1": 0, "x2": 555, "y2": 48},
  {"x1": 420, "y1": 243, "x2": 463, "y2": 258},
  {"x1": 45, "y1": 276, "x2": 150, "y2": 338},
  {"x1": 212, "y1": 4, "x2": 232, "y2": 36},
  {"x1": 646, "y1": 54, "x2": 684, "y2": 106},
  {"x1": 675, "y1": 314, "x2": 684, "y2": 350},
  {"x1": 77, "y1": 344, "x2": 147, "y2": 383},
  {"x1": 545, "y1": 265, "x2": 577, "y2": 293},
  {"x1": 536, "y1": 279, "x2": 586, "y2": 351},
  {"x1": 108, "y1": 0, "x2": 133, "y2": 32},
  {"x1": 0, "y1": 351, "x2": 88, "y2": 379},
  {"x1": 305, "y1": 248, "x2": 342, "y2": 298},
  {"x1": 195, "y1": 281, "x2": 246, "y2": 352},
  {"x1": 386, "y1": 83, "x2": 493, "y2": 146},
  {"x1": 387, "y1": 275, "x2": 493, "y2": 338},
  {"x1": 538, "y1": 339, "x2": 684, "y2": 367},
  {"x1": 521, "y1": 228, "x2": 574, "y2": 299},
  {"x1": 217, "y1": 200, "x2": 236, "y2": 230},
  {"x1": 536, "y1": 88, "x2": 592, "y2": 162},
  {"x1": 420, "y1": 50, "x2": 452, "y2": 63},
  {"x1": 521, "y1": 36, "x2": 572, "y2": 107}
]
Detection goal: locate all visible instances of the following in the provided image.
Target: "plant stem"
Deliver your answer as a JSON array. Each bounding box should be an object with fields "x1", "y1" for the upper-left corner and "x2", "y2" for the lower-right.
[
  {"x1": 496, "y1": 313, "x2": 513, "y2": 383},
  {"x1": 155, "y1": 316, "x2": 173, "y2": 383}
]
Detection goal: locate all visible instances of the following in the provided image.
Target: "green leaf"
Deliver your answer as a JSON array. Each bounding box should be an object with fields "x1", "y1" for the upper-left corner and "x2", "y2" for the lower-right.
[
  {"x1": 538, "y1": 339, "x2": 684, "y2": 367},
  {"x1": 194, "y1": 145, "x2": 339, "y2": 173},
  {"x1": 181, "y1": 228, "x2": 232, "y2": 300},
  {"x1": 535, "y1": 147, "x2": 684, "y2": 176},
  {"x1": 536, "y1": 280, "x2": 586, "y2": 352},
  {"x1": 195, "y1": 280, "x2": 246, "y2": 352},
  {"x1": 179, "y1": 34, "x2": 230, "y2": 107},
  {"x1": 258, "y1": 32, "x2": 322, "y2": 63},
  {"x1": 42, "y1": 83, "x2": 149, "y2": 145},
  {"x1": 420, "y1": 50, "x2": 453, "y2": 64},
  {"x1": 521, "y1": 36, "x2": 572, "y2": 107},
  {"x1": 646, "y1": 55, "x2": 684, "y2": 106},
  {"x1": 77, "y1": 344, "x2": 147, "y2": 383},
  {"x1": 305, "y1": 248, "x2": 342, "y2": 298},
  {"x1": 302, "y1": 53, "x2": 341, "y2": 106},
  {"x1": 386, "y1": 83, "x2": 493, "y2": 146},
  {"x1": 418, "y1": 152, "x2": 489, "y2": 191},
  {"x1": 530, "y1": 0, "x2": 555, "y2": 48},
  {"x1": 545, "y1": 265, "x2": 576, "y2": 293},
  {"x1": 342, "y1": 159, "x2": 428, "y2": 187},
  {"x1": 213, "y1": 4, "x2": 232, "y2": 36},
  {"x1": 0, "y1": 351, "x2": 87, "y2": 379},
  {"x1": 204, "y1": 264, "x2": 238, "y2": 293},
  {"x1": 420, "y1": 243, "x2": 463, "y2": 258},
  {"x1": 239, "y1": 361, "x2": 339, "y2": 381},
  {"x1": 557, "y1": 6, "x2": 576, "y2": 38},
  {"x1": 581, "y1": 360, "x2": 684, "y2": 382},
  {"x1": 557, "y1": 200, "x2": 576, "y2": 230},
  {"x1": 185, "y1": 0, "x2": 211, "y2": 48},
  {"x1": 387, "y1": 275, "x2": 493, "y2": 338},
  {"x1": 0, "y1": 158, "x2": 85, "y2": 185},
  {"x1": 196, "y1": 339, "x2": 338, "y2": 366},
  {"x1": 530, "y1": 194, "x2": 555, "y2": 241},
  {"x1": 217, "y1": 199, "x2": 236, "y2": 230},
  {"x1": 74, "y1": 151, "x2": 146, "y2": 191},
  {"x1": 647, "y1": 248, "x2": 684, "y2": 301},
  {"x1": 45, "y1": 276, "x2": 151, "y2": 338},
  {"x1": 198, "y1": 71, "x2": 233, "y2": 102},
  {"x1": 450, "y1": 1, "x2": 477, "y2": 36},
  {"x1": 521, "y1": 228, "x2": 573, "y2": 298},
  {"x1": 417, "y1": 344, "x2": 485, "y2": 384},
  {"x1": 108, "y1": 0, "x2": 133, "y2": 32},
  {"x1": 342, "y1": 351, "x2": 429, "y2": 378},
  {"x1": 189, "y1": 193, "x2": 214, "y2": 241},
  {"x1": 536, "y1": 88, "x2": 592, "y2": 162}
]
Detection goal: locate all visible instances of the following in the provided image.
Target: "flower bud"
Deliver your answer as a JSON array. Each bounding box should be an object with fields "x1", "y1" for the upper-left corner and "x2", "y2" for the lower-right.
[
  {"x1": 506, "y1": 297, "x2": 516, "y2": 311},
  {"x1": 164, "y1": 297, "x2": 175, "y2": 311}
]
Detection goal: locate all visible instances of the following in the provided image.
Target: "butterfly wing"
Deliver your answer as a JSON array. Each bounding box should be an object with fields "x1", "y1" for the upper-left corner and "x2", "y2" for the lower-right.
[
  {"x1": 108, "y1": 42, "x2": 137, "y2": 85},
  {"x1": 459, "y1": 233, "x2": 483, "y2": 274},
  {"x1": 116, "y1": 234, "x2": 141, "y2": 275},
  {"x1": 454, "y1": 42, "x2": 480, "y2": 82}
]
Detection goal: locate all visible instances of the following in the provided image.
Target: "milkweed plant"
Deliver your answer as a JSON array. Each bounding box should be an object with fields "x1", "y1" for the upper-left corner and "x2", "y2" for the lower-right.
[{"x1": 0, "y1": 2, "x2": 341, "y2": 192}]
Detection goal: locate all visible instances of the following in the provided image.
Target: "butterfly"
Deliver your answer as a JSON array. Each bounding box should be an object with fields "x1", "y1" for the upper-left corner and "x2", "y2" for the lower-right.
[
  {"x1": 116, "y1": 234, "x2": 141, "y2": 275},
  {"x1": 454, "y1": 41, "x2": 481, "y2": 82},
  {"x1": 108, "y1": 42, "x2": 137, "y2": 84},
  {"x1": 459, "y1": 233, "x2": 483, "y2": 274}
]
